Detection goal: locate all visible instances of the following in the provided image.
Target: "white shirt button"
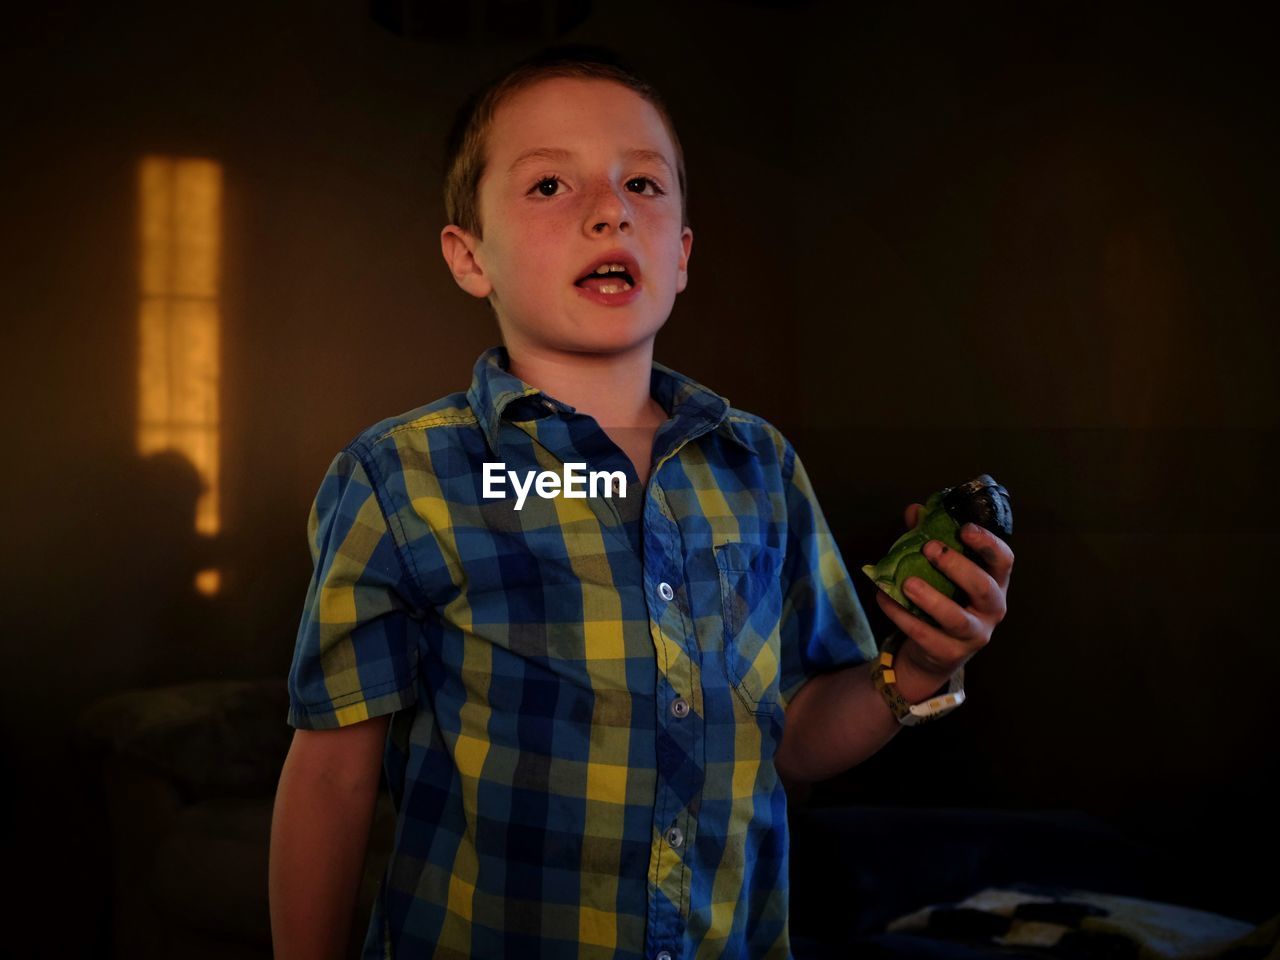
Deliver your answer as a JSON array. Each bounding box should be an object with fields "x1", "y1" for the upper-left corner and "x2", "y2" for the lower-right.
[
  {"x1": 665, "y1": 826, "x2": 683, "y2": 849},
  {"x1": 670, "y1": 698, "x2": 689, "y2": 719},
  {"x1": 611, "y1": 477, "x2": 623, "y2": 497},
  {"x1": 658, "y1": 582, "x2": 674, "y2": 602},
  {"x1": 656, "y1": 952, "x2": 673, "y2": 960}
]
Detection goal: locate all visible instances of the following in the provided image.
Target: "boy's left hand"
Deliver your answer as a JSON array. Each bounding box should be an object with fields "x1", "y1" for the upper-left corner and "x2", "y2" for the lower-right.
[{"x1": 874, "y1": 502, "x2": 1014, "y2": 685}]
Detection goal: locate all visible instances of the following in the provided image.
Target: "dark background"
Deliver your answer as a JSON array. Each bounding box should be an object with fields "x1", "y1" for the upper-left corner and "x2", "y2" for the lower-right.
[{"x1": 3, "y1": 1, "x2": 1277, "y2": 955}]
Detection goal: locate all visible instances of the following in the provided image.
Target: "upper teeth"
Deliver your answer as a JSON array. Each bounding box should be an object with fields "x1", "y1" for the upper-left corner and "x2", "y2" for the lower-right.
[{"x1": 592, "y1": 263, "x2": 629, "y2": 275}]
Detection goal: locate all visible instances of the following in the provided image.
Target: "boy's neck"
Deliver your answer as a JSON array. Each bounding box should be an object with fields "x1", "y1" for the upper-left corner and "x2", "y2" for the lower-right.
[{"x1": 505, "y1": 340, "x2": 668, "y2": 432}]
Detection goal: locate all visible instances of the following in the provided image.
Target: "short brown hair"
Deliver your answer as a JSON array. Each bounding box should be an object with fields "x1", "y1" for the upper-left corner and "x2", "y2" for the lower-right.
[{"x1": 443, "y1": 45, "x2": 689, "y2": 240}]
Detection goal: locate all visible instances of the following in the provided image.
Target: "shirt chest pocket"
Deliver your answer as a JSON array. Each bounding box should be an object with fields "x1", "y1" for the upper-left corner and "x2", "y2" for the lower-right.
[{"x1": 714, "y1": 540, "x2": 785, "y2": 716}]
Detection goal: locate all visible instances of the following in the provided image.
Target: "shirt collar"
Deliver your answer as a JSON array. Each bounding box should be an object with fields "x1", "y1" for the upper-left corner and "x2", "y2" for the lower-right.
[{"x1": 465, "y1": 345, "x2": 756, "y2": 457}]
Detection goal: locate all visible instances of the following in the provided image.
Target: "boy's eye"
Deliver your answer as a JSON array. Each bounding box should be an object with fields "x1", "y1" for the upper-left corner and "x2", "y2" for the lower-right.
[
  {"x1": 626, "y1": 176, "x2": 665, "y2": 195},
  {"x1": 531, "y1": 176, "x2": 562, "y2": 197}
]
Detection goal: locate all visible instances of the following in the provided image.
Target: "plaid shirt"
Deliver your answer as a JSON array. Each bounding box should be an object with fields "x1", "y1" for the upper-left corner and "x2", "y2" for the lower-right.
[{"x1": 287, "y1": 346, "x2": 878, "y2": 959}]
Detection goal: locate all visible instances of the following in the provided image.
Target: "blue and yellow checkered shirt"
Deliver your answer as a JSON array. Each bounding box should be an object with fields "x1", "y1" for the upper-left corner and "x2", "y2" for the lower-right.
[{"x1": 287, "y1": 345, "x2": 878, "y2": 959}]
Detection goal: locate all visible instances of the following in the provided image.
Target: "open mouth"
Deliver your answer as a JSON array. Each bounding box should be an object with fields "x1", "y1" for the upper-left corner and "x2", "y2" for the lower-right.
[
  {"x1": 574, "y1": 254, "x2": 641, "y2": 296},
  {"x1": 576, "y1": 271, "x2": 634, "y2": 294}
]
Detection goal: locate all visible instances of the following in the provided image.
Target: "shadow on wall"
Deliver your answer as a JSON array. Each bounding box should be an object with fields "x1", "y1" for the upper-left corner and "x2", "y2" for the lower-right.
[{"x1": 75, "y1": 447, "x2": 230, "y2": 690}]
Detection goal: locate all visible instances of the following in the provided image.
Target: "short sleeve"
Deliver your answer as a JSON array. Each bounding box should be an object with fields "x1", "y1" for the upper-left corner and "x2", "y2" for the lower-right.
[
  {"x1": 287, "y1": 447, "x2": 421, "y2": 730},
  {"x1": 777, "y1": 442, "x2": 879, "y2": 712}
]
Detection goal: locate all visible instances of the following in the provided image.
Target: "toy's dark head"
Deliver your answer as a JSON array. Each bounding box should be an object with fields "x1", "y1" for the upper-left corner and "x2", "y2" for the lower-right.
[{"x1": 940, "y1": 474, "x2": 1013, "y2": 539}]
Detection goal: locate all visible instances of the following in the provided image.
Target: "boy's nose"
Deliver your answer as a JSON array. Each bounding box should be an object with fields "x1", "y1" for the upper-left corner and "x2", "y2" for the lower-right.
[{"x1": 584, "y1": 183, "x2": 632, "y2": 234}]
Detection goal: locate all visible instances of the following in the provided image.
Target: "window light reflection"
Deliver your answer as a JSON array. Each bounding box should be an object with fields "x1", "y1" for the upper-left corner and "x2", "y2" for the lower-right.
[{"x1": 136, "y1": 156, "x2": 222, "y2": 596}]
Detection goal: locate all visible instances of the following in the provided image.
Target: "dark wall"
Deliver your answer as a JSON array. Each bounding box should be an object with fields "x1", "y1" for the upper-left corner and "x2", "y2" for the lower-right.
[{"x1": 3, "y1": 1, "x2": 1276, "y2": 953}]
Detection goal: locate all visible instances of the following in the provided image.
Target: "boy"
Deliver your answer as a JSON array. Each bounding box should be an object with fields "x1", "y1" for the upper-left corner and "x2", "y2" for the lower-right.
[{"x1": 269, "y1": 48, "x2": 1013, "y2": 960}]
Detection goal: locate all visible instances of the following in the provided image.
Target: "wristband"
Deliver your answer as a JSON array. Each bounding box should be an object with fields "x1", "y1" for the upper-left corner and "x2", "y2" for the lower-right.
[{"x1": 870, "y1": 632, "x2": 965, "y2": 726}]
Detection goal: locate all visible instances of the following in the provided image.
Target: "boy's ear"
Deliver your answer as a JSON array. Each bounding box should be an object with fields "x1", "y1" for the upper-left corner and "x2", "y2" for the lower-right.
[
  {"x1": 675, "y1": 226, "x2": 694, "y2": 294},
  {"x1": 440, "y1": 225, "x2": 493, "y2": 299}
]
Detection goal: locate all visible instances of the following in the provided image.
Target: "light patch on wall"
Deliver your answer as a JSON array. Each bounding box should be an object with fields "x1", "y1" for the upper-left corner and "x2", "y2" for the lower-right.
[{"x1": 137, "y1": 156, "x2": 222, "y2": 596}]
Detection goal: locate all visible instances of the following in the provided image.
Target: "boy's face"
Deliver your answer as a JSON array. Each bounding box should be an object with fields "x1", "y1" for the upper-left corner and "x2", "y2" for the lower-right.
[{"x1": 443, "y1": 77, "x2": 692, "y2": 357}]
